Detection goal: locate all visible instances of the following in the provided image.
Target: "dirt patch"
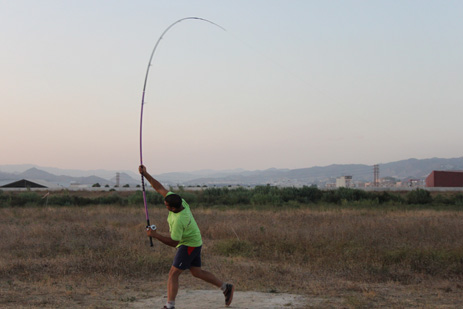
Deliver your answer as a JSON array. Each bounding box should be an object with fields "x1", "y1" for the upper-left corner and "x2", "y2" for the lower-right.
[
  {"x1": 128, "y1": 280, "x2": 463, "y2": 309},
  {"x1": 130, "y1": 289, "x2": 311, "y2": 308}
]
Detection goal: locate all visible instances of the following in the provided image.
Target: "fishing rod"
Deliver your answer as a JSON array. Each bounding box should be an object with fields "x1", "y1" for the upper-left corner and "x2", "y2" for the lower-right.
[{"x1": 139, "y1": 17, "x2": 225, "y2": 247}]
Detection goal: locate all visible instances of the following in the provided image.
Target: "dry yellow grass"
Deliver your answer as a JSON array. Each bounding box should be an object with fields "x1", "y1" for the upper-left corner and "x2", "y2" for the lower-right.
[{"x1": 1, "y1": 204, "x2": 463, "y2": 308}]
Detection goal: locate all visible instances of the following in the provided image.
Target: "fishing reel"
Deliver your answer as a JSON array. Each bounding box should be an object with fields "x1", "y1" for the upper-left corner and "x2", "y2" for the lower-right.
[{"x1": 146, "y1": 224, "x2": 157, "y2": 231}]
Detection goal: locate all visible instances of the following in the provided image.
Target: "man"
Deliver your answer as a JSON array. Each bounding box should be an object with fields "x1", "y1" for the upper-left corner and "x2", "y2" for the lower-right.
[{"x1": 139, "y1": 165, "x2": 234, "y2": 309}]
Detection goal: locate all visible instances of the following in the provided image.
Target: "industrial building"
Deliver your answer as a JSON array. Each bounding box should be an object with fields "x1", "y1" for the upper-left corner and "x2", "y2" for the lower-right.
[
  {"x1": 0, "y1": 179, "x2": 48, "y2": 188},
  {"x1": 425, "y1": 171, "x2": 463, "y2": 187}
]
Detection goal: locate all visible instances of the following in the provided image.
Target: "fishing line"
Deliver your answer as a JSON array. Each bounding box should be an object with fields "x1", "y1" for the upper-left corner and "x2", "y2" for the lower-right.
[{"x1": 139, "y1": 17, "x2": 225, "y2": 247}]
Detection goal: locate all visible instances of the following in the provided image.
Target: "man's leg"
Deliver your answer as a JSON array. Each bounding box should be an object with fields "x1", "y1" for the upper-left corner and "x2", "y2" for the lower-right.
[
  {"x1": 189, "y1": 266, "x2": 222, "y2": 287},
  {"x1": 190, "y1": 267, "x2": 234, "y2": 306},
  {"x1": 168, "y1": 266, "x2": 183, "y2": 303}
]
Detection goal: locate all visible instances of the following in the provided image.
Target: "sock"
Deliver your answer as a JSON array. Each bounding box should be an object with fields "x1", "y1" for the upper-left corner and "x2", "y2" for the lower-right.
[
  {"x1": 220, "y1": 282, "x2": 227, "y2": 292},
  {"x1": 166, "y1": 301, "x2": 175, "y2": 308}
]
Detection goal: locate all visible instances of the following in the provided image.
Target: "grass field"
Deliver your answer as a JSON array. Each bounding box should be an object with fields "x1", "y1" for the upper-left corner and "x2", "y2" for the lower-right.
[{"x1": 1, "y1": 197, "x2": 463, "y2": 308}]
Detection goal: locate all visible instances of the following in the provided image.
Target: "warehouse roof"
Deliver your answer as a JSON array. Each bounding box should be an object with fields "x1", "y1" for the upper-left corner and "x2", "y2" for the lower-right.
[{"x1": 0, "y1": 179, "x2": 49, "y2": 188}]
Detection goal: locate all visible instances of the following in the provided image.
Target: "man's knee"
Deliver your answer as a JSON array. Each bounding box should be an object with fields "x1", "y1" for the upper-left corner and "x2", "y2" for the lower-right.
[{"x1": 169, "y1": 266, "x2": 183, "y2": 278}]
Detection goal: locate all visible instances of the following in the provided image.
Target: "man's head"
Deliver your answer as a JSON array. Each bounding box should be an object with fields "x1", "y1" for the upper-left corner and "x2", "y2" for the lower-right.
[{"x1": 164, "y1": 194, "x2": 183, "y2": 212}]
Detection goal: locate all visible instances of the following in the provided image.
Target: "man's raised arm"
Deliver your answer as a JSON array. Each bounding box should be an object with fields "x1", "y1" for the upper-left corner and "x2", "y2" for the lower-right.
[{"x1": 139, "y1": 165, "x2": 169, "y2": 197}]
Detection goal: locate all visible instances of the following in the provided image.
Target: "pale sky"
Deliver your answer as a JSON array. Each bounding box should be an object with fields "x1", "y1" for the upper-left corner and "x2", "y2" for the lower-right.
[{"x1": 1, "y1": 1, "x2": 462, "y2": 174}]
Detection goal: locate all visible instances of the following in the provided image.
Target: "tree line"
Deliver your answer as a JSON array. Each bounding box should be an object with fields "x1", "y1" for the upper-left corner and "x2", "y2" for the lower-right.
[{"x1": 1, "y1": 186, "x2": 463, "y2": 208}]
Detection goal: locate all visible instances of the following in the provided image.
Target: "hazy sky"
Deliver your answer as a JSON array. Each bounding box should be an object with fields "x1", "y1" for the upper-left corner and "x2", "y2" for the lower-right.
[{"x1": 1, "y1": 1, "x2": 462, "y2": 174}]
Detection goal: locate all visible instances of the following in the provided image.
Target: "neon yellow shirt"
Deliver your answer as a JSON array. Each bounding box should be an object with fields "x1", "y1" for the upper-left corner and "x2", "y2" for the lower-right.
[{"x1": 166, "y1": 192, "x2": 203, "y2": 247}]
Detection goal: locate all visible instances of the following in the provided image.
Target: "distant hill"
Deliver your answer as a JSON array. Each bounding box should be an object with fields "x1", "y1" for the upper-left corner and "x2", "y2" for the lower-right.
[
  {"x1": 1, "y1": 157, "x2": 463, "y2": 187},
  {"x1": 19, "y1": 167, "x2": 61, "y2": 181},
  {"x1": 0, "y1": 164, "x2": 139, "y2": 180},
  {"x1": 380, "y1": 157, "x2": 463, "y2": 179},
  {"x1": 158, "y1": 157, "x2": 463, "y2": 187},
  {"x1": 17, "y1": 168, "x2": 116, "y2": 186},
  {"x1": 0, "y1": 167, "x2": 127, "y2": 187}
]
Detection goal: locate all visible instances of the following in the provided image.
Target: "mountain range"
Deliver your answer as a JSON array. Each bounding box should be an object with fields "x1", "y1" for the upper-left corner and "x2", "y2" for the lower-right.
[
  {"x1": 1, "y1": 157, "x2": 463, "y2": 188},
  {"x1": 0, "y1": 167, "x2": 137, "y2": 187},
  {"x1": 175, "y1": 157, "x2": 463, "y2": 187}
]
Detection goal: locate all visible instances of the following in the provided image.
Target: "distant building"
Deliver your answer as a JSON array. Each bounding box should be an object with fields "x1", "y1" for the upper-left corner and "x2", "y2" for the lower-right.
[
  {"x1": 325, "y1": 183, "x2": 336, "y2": 189},
  {"x1": 0, "y1": 179, "x2": 47, "y2": 188},
  {"x1": 379, "y1": 176, "x2": 398, "y2": 187},
  {"x1": 426, "y1": 171, "x2": 463, "y2": 187},
  {"x1": 336, "y1": 176, "x2": 353, "y2": 188},
  {"x1": 69, "y1": 182, "x2": 90, "y2": 189}
]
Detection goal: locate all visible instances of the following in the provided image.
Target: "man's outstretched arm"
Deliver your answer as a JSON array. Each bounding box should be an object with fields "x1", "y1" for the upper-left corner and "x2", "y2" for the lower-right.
[
  {"x1": 147, "y1": 228, "x2": 179, "y2": 247},
  {"x1": 139, "y1": 165, "x2": 169, "y2": 197}
]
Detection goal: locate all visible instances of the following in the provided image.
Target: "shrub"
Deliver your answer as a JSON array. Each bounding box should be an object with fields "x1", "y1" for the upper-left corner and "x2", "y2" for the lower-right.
[
  {"x1": 128, "y1": 191, "x2": 144, "y2": 205},
  {"x1": 433, "y1": 194, "x2": 452, "y2": 205},
  {"x1": 47, "y1": 195, "x2": 92, "y2": 206},
  {"x1": 226, "y1": 187, "x2": 252, "y2": 205},
  {"x1": 407, "y1": 189, "x2": 432, "y2": 204},
  {"x1": 452, "y1": 193, "x2": 463, "y2": 206},
  {"x1": 0, "y1": 190, "x2": 10, "y2": 206},
  {"x1": 128, "y1": 191, "x2": 163, "y2": 206},
  {"x1": 178, "y1": 191, "x2": 198, "y2": 204},
  {"x1": 250, "y1": 192, "x2": 282, "y2": 206},
  {"x1": 200, "y1": 187, "x2": 229, "y2": 205},
  {"x1": 298, "y1": 186, "x2": 323, "y2": 203},
  {"x1": 96, "y1": 194, "x2": 124, "y2": 205},
  {"x1": 9, "y1": 192, "x2": 41, "y2": 206},
  {"x1": 376, "y1": 191, "x2": 404, "y2": 204}
]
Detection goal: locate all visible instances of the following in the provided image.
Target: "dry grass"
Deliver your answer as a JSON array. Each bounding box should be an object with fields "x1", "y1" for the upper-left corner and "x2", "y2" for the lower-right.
[{"x1": 1, "y1": 204, "x2": 463, "y2": 308}]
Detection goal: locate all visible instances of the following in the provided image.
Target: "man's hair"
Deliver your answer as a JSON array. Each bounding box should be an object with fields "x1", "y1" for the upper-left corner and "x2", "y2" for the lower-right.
[{"x1": 164, "y1": 194, "x2": 182, "y2": 209}]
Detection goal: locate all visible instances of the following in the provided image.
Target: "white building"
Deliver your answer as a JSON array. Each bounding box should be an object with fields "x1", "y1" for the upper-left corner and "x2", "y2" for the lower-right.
[{"x1": 336, "y1": 176, "x2": 353, "y2": 188}]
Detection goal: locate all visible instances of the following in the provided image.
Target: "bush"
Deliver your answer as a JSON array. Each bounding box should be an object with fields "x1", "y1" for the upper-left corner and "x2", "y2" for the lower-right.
[
  {"x1": 9, "y1": 192, "x2": 41, "y2": 206},
  {"x1": 298, "y1": 186, "x2": 323, "y2": 203},
  {"x1": 452, "y1": 193, "x2": 463, "y2": 206},
  {"x1": 376, "y1": 191, "x2": 404, "y2": 204},
  {"x1": 48, "y1": 195, "x2": 92, "y2": 206},
  {"x1": 0, "y1": 190, "x2": 10, "y2": 206},
  {"x1": 199, "y1": 187, "x2": 229, "y2": 205},
  {"x1": 407, "y1": 189, "x2": 432, "y2": 204},
  {"x1": 433, "y1": 194, "x2": 452, "y2": 205},
  {"x1": 128, "y1": 191, "x2": 164, "y2": 206},
  {"x1": 251, "y1": 192, "x2": 282, "y2": 206},
  {"x1": 322, "y1": 188, "x2": 368, "y2": 204},
  {"x1": 128, "y1": 191, "x2": 144, "y2": 205},
  {"x1": 226, "y1": 187, "x2": 252, "y2": 205},
  {"x1": 177, "y1": 191, "x2": 198, "y2": 204},
  {"x1": 96, "y1": 194, "x2": 125, "y2": 205}
]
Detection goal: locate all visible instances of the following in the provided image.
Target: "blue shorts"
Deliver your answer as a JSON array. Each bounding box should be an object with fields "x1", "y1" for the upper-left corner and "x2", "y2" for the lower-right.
[{"x1": 172, "y1": 245, "x2": 202, "y2": 270}]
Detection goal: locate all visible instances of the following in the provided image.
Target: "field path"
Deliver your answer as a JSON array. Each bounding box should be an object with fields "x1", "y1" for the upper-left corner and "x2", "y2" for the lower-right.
[{"x1": 130, "y1": 289, "x2": 313, "y2": 309}]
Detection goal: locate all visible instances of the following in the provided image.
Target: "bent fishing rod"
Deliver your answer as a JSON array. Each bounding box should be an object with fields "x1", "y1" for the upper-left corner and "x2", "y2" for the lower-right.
[{"x1": 139, "y1": 17, "x2": 225, "y2": 247}]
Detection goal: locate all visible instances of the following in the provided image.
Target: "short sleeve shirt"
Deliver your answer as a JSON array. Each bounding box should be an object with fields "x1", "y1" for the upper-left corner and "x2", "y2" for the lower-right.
[{"x1": 166, "y1": 192, "x2": 203, "y2": 248}]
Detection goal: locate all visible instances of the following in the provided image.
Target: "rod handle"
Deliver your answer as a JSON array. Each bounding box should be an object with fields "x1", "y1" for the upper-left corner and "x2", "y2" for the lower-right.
[{"x1": 147, "y1": 220, "x2": 154, "y2": 248}]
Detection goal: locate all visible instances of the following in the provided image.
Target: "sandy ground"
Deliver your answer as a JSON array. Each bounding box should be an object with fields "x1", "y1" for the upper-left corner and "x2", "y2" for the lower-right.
[
  {"x1": 126, "y1": 280, "x2": 463, "y2": 309},
  {"x1": 2, "y1": 280, "x2": 463, "y2": 308},
  {"x1": 130, "y1": 289, "x2": 311, "y2": 309}
]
